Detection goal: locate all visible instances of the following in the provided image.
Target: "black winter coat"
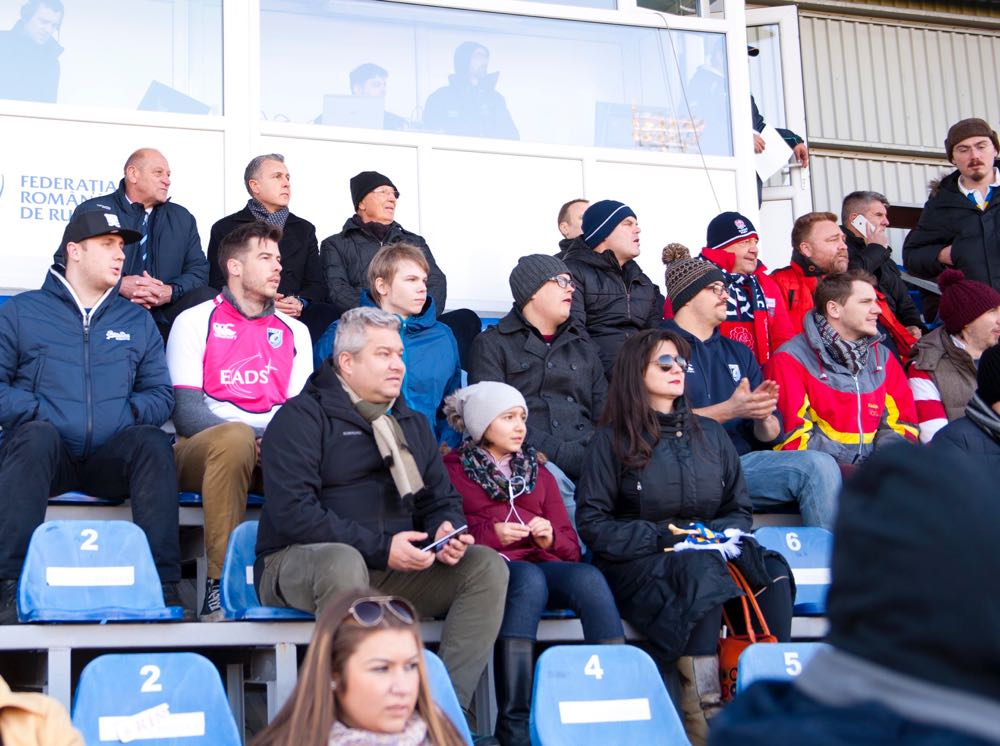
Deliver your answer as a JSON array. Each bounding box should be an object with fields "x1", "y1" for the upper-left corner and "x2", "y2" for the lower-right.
[
  {"x1": 576, "y1": 403, "x2": 762, "y2": 661},
  {"x1": 255, "y1": 362, "x2": 466, "y2": 571},
  {"x1": 563, "y1": 245, "x2": 665, "y2": 376},
  {"x1": 844, "y1": 230, "x2": 923, "y2": 329},
  {"x1": 320, "y1": 217, "x2": 447, "y2": 315},
  {"x1": 207, "y1": 208, "x2": 326, "y2": 303},
  {"x1": 932, "y1": 414, "x2": 1000, "y2": 470},
  {"x1": 56, "y1": 181, "x2": 208, "y2": 302},
  {"x1": 902, "y1": 161, "x2": 1000, "y2": 290},
  {"x1": 468, "y1": 308, "x2": 607, "y2": 479}
]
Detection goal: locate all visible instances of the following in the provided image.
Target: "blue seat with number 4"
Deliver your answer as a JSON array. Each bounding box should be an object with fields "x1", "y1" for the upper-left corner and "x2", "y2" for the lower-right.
[
  {"x1": 753, "y1": 526, "x2": 833, "y2": 616},
  {"x1": 736, "y1": 642, "x2": 830, "y2": 693},
  {"x1": 530, "y1": 645, "x2": 689, "y2": 745},
  {"x1": 72, "y1": 652, "x2": 240, "y2": 744},
  {"x1": 18, "y1": 520, "x2": 184, "y2": 622},
  {"x1": 220, "y1": 521, "x2": 313, "y2": 620}
]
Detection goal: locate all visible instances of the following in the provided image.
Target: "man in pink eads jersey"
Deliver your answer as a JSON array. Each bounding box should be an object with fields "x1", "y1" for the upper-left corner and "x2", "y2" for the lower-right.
[{"x1": 166, "y1": 221, "x2": 312, "y2": 620}]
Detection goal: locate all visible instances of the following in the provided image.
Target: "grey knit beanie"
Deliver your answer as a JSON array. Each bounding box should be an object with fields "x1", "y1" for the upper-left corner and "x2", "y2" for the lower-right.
[
  {"x1": 662, "y1": 243, "x2": 725, "y2": 313},
  {"x1": 444, "y1": 382, "x2": 527, "y2": 443},
  {"x1": 509, "y1": 254, "x2": 570, "y2": 308}
]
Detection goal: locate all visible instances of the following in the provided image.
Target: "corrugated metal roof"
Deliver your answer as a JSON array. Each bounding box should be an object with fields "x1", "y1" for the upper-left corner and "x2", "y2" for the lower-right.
[{"x1": 838, "y1": 0, "x2": 1000, "y2": 16}]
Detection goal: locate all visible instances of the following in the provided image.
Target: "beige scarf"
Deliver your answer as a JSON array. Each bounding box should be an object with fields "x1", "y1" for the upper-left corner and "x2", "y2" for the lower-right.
[{"x1": 338, "y1": 375, "x2": 425, "y2": 499}]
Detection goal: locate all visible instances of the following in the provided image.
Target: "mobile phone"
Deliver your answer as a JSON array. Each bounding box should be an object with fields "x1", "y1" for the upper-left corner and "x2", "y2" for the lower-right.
[
  {"x1": 421, "y1": 524, "x2": 469, "y2": 553},
  {"x1": 851, "y1": 214, "x2": 874, "y2": 236}
]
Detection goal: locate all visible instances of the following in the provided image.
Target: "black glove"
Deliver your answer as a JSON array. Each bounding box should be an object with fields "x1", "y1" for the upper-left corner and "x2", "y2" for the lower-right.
[{"x1": 656, "y1": 532, "x2": 687, "y2": 551}]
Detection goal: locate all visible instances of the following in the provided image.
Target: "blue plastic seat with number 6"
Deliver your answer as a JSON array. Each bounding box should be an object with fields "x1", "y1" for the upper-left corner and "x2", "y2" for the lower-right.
[
  {"x1": 530, "y1": 645, "x2": 689, "y2": 746},
  {"x1": 753, "y1": 526, "x2": 833, "y2": 616},
  {"x1": 18, "y1": 520, "x2": 184, "y2": 622},
  {"x1": 72, "y1": 652, "x2": 240, "y2": 745}
]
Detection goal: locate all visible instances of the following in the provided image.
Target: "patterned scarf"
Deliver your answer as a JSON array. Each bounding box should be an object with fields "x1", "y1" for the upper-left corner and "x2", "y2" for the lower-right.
[
  {"x1": 701, "y1": 247, "x2": 772, "y2": 364},
  {"x1": 328, "y1": 714, "x2": 430, "y2": 745},
  {"x1": 247, "y1": 198, "x2": 290, "y2": 228},
  {"x1": 813, "y1": 312, "x2": 876, "y2": 375},
  {"x1": 965, "y1": 393, "x2": 1000, "y2": 444},
  {"x1": 457, "y1": 440, "x2": 538, "y2": 502}
]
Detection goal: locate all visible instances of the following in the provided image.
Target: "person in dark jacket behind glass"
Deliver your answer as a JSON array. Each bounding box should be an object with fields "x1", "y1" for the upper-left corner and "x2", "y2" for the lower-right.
[
  {"x1": 0, "y1": 208, "x2": 183, "y2": 624},
  {"x1": 575, "y1": 328, "x2": 792, "y2": 745},
  {"x1": 711, "y1": 442, "x2": 1000, "y2": 746},
  {"x1": 0, "y1": 0, "x2": 63, "y2": 103},
  {"x1": 207, "y1": 154, "x2": 337, "y2": 341},
  {"x1": 563, "y1": 200, "x2": 665, "y2": 377}
]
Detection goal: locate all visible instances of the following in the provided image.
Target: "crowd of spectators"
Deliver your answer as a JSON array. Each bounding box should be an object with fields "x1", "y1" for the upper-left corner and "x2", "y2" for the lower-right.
[{"x1": 1, "y1": 113, "x2": 999, "y2": 745}]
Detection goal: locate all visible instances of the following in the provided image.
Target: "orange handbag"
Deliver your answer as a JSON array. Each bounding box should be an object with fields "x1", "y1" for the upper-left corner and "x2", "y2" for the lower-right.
[{"x1": 718, "y1": 562, "x2": 777, "y2": 701}]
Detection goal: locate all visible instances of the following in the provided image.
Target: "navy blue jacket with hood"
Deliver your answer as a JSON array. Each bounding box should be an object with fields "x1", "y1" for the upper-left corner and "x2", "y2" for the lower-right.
[{"x1": 0, "y1": 267, "x2": 174, "y2": 458}]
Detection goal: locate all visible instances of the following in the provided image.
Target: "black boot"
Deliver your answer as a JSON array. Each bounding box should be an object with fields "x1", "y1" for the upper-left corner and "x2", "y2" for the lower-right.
[
  {"x1": 0, "y1": 579, "x2": 18, "y2": 625},
  {"x1": 494, "y1": 638, "x2": 534, "y2": 746}
]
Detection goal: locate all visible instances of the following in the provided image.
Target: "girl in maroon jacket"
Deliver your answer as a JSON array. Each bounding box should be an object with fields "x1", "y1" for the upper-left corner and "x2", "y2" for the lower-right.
[{"x1": 443, "y1": 381, "x2": 623, "y2": 746}]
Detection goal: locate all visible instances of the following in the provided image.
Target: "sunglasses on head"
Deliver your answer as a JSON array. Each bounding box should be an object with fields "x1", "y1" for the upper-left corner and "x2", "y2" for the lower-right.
[
  {"x1": 655, "y1": 353, "x2": 688, "y2": 371},
  {"x1": 347, "y1": 596, "x2": 417, "y2": 627}
]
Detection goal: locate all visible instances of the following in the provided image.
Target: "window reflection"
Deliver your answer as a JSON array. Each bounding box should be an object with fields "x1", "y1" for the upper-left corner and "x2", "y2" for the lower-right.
[
  {"x1": 260, "y1": 0, "x2": 732, "y2": 156},
  {"x1": 0, "y1": 0, "x2": 222, "y2": 114}
]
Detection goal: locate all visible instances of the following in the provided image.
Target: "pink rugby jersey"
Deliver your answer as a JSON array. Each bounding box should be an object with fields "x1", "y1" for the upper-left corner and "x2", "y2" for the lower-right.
[{"x1": 166, "y1": 294, "x2": 313, "y2": 430}]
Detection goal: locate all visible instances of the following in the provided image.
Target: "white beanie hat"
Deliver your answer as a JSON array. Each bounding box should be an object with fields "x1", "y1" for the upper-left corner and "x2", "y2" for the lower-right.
[{"x1": 443, "y1": 382, "x2": 527, "y2": 443}]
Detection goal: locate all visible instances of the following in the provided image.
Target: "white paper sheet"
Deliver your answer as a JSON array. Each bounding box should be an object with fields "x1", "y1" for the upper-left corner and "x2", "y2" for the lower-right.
[{"x1": 755, "y1": 124, "x2": 794, "y2": 181}]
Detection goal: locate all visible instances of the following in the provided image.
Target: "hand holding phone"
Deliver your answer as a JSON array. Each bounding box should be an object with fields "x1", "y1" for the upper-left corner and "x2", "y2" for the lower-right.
[{"x1": 421, "y1": 524, "x2": 469, "y2": 553}]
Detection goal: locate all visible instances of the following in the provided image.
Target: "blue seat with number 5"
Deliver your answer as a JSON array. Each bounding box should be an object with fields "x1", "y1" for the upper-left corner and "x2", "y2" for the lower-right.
[
  {"x1": 18, "y1": 520, "x2": 184, "y2": 622},
  {"x1": 72, "y1": 652, "x2": 240, "y2": 744},
  {"x1": 753, "y1": 526, "x2": 833, "y2": 615},
  {"x1": 530, "y1": 645, "x2": 689, "y2": 745},
  {"x1": 736, "y1": 642, "x2": 830, "y2": 694},
  {"x1": 220, "y1": 521, "x2": 313, "y2": 620}
]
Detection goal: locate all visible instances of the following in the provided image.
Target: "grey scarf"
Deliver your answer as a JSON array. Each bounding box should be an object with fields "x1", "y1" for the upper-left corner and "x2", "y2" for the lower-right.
[
  {"x1": 247, "y1": 198, "x2": 290, "y2": 229},
  {"x1": 965, "y1": 393, "x2": 1000, "y2": 444},
  {"x1": 337, "y1": 375, "x2": 425, "y2": 500},
  {"x1": 813, "y1": 312, "x2": 877, "y2": 375}
]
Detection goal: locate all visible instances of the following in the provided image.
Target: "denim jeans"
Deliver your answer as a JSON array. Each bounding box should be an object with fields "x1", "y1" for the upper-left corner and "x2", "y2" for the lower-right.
[
  {"x1": 500, "y1": 560, "x2": 624, "y2": 642},
  {"x1": 740, "y1": 450, "x2": 841, "y2": 530}
]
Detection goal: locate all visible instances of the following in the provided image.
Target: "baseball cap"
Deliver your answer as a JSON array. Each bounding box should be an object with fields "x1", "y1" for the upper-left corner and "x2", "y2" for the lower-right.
[{"x1": 64, "y1": 209, "x2": 142, "y2": 245}]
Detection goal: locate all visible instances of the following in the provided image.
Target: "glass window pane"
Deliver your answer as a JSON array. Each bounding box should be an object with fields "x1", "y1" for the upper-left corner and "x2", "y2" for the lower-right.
[
  {"x1": 638, "y1": 0, "x2": 725, "y2": 17},
  {"x1": 748, "y1": 24, "x2": 791, "y2": 186},
  {"x1": 539, "y1": 0, "x2": 616, "y2": 7},
  {"x1": 0, "y1": 0, "x2": 223, "y2": 114},
  {"x1": 260, "y1": 0, "x2": 731, "y2": 156}
]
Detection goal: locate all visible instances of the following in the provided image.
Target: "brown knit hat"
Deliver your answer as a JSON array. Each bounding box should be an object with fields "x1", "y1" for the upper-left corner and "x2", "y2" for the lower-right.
[
  {"x1": 937, "y1": 268, "x2": 1000, "y2": 334},
  {"x1": 662, "y1": 243, "x2": 725, "y2": 313},
  {"x1": 944, "y1": 118, "x2": 999, "y2": 161}
]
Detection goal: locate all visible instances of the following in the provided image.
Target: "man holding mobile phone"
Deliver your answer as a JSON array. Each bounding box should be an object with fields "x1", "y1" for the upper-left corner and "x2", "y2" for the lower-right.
[
  {"x1": 254, "y1": 306, "x2": 507, "y2": 738},
  {"x1": 841, "y1": 191, "x2": 924, "y2": 344}
]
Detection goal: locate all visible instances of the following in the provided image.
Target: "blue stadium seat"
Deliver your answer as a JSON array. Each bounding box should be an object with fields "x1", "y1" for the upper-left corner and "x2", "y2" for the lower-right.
[
  {"x1": 178, "y1": 491, "x2": 265, "y2": 507},
  {"x1": 219, "y1": 521, "x2": 313, "y2": 620},
  {"x1": 753, "y1": 526, "x2": 833, "y2": 616},
  {"x1": 17, "y1": 520, "x2": 184, "y2": 622},
  {"x1": 736, "y1": 642, "x2": 830, "y2": 694},
  {"x1": 48, "y1": 491, "x2": 123, "y2": 506},
  {"x1": 530, "y1": 645, "x2": 689, "y2": 746},
  {"x1": 424, "y1": 650, "x2": 474, "y2": 745},
  {"x1": 72, "y1": 652, "x2": 240, "y2": 745}
]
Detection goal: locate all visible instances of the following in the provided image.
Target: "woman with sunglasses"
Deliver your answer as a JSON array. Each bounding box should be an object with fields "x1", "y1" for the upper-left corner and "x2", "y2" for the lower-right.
[
  {"x1": 575, "y1": 329, "x2": 793, "y2": 746},
  {"x1": 252, "y1": 588, "x2": 466, "y2": 746},
  {"x1": 443, "y1": 381, "x2": 624, "y2": 746}
]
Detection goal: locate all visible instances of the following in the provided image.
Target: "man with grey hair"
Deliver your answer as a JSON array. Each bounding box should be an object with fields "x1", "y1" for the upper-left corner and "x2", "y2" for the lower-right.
[
  {"x1": 841, "y1": 190, "x2": 923, "y2": 343},
  {"x1": 207, "y1": 153, "x2": 336, "y2": 340},
  {"x1": 255, "y1": 306, "x2": 508, "y2": 734}
]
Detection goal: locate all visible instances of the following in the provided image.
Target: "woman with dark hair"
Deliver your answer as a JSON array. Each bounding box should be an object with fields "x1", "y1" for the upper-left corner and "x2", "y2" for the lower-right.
[
  {"x1": 252, "y1": 587, "x2": 466, "y2": 746},
  {"x1": 575, "y1": 328, "x2": 793, "y2": 746}
]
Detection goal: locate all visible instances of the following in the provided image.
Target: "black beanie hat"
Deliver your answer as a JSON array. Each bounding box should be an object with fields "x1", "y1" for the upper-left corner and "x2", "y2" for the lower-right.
[
  {"x1": 827, "y1": 443, "x2": 1000, "y2": 703},
  {"x1": 976, "y1": 343, "x2": 1000, "y2": 406},
  {"x1": 509, "y1": 254, "x2": 570, "y2": 308},
  {"x1": 350, "y1": 171, "x2": 398, "y2": 209},
  {"x1": 581, "y1": 200, "x2": 636, "y2": 249},
  {"x1": 705, "y1": 211, "x2": 758, "y2": 251}
]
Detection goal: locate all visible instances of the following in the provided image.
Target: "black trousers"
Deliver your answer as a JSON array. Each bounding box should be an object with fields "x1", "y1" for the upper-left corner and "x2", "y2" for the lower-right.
[{"x1": 0, "y1": 421, "x2": 181, "y2": 582}]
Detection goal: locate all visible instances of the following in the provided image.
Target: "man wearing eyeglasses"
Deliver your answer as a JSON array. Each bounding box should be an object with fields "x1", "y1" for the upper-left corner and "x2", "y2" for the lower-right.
[
  {"x1": 470, "y1": 254, "x2": 607, "y2": 524},
  {"x1": 661, "y1": 251, "x2": 841, "y2": 530},
  {"x1": 904, "y1": 118, "x2": 1000, "y2": 293}
]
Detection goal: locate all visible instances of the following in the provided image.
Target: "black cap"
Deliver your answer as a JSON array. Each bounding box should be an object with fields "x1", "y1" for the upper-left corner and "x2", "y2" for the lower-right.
[
  {"x1": 747, "y1": 45, "x2": 759, "y2": 57},
  {"x1": 64, "y1": 209, "x2": 142, "y2": 245},
  {"x1": 350, "y1": 171, "x2": 398, "y2": 209}
]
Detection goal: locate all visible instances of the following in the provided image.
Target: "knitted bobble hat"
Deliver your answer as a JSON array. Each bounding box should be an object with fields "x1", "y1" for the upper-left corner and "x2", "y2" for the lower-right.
[
  {"x1": 937, "y1": 268, "x2": 1000, "y2": 334},
  {"x1": 662, "y1": 243, "x2": 725, "y2": 312},
  {"x1": 443, "y1": 382, "x2": 527, "y2": 443}
]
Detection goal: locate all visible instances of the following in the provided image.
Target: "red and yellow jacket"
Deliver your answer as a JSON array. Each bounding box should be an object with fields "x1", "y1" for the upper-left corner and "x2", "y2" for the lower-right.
[
  {"x1": 766, "y1": 313, "x2": 918, "y2": 464},
  {"x1": 769, "y1": 257, "x2": 917, "y2": 359}
]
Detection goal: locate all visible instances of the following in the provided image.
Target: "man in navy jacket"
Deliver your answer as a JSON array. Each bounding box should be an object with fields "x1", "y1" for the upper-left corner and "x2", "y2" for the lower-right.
[
  {"x1": 0, "y1": 208, "x2": 184, "y2": 623},
  {"x1": 661, "y1": 251, "x2": 841, "y2": 529},
  {"x1": 55, "y1": 148, "x2": 213, "y2": 337}
]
